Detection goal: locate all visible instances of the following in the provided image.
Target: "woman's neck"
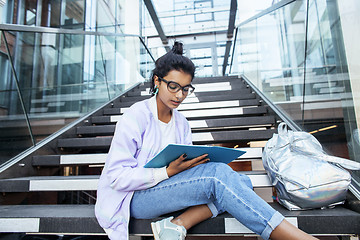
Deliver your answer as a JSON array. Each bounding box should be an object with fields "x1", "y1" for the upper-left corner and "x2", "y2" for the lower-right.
[{"x1": 156, "y1": 96, "x2": 172, "y2": 123}]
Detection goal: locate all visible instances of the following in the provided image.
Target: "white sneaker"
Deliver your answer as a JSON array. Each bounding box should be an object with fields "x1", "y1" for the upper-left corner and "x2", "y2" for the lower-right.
[{"x1": 151, "y1": 216, "x2": 187, "y2": 240}]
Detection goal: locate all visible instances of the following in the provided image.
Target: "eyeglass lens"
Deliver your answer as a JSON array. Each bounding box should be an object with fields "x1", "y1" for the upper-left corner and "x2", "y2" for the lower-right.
[{"x1": 168, "y1": 82, "x2": 192, "y2": 94}]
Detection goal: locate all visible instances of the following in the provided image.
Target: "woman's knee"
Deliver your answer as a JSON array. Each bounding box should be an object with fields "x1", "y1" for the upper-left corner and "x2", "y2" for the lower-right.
[{"x1": 205, "y1": 162, "x2": 253, "y2": 189}]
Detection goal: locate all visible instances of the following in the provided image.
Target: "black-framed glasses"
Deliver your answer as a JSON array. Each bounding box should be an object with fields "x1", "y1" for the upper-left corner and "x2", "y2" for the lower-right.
[{"x1": 158, "y1": 76, "x2": 195, "y2": 95}]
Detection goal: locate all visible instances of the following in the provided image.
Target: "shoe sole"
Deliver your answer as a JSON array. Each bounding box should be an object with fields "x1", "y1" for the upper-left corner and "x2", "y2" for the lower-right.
[{"x1": 151, "y1": 222, "x2": 160, "y2": 240}]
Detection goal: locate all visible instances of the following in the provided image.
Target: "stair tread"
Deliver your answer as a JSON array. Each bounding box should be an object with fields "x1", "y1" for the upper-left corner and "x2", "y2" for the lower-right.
[
  {"x1": 129, "y1": 81, "x2": 249, "y2": 97},
  {"x1": 0, "y1": 172, "x2": 272, "y2": 192},
  {"x1": 79, "y1": 116, "x2": 275, "y2": 135},
  {"x1": 58, "y1": 128, "x2": 276, "y2": 148},
  {"x1": 112, "y1": 99, "x2": 260, "y2": 109},
  {"x1": 103, "y1": 106, "x2": 268, "y2": 118},
  {"x1": 0, "y1": 203, "x2": 359, "y2": 235},
  {"x1": 91, "y1": 115, "x2": 274, "y2": 126},
  {"x1": 32, "y1": 147, "x2": 263, "y2": 166},
  {"x1": 119, "y1": 91, "x2": 255, "y2": 103}
]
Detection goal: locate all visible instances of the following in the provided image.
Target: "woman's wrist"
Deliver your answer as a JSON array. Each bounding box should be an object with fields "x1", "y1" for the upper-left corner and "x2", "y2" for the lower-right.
[{"x1": 166, "y1": 167, "x2": 175, "y2": 177}]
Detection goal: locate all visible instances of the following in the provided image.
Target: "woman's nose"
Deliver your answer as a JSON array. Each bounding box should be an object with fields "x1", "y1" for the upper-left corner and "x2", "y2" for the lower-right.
[{"x1": 175, "y1": 89, "x2": 184, "y2": 99}]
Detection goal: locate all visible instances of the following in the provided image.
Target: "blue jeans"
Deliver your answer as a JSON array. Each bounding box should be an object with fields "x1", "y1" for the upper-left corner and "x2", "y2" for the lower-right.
[{"x1": 130, "y1": 162, "x2": 284, "y2": 240}]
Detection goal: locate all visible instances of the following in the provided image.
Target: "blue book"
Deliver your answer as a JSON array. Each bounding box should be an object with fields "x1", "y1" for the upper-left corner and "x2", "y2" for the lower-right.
[{"x1": 144, "y1": 144, "x2": 246, "y2": 168}]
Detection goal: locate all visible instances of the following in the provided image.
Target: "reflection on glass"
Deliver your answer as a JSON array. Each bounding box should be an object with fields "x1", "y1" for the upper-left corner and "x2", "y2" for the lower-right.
[
  {"x1": 231, "y1": 0, "x2": 360, "y2": 187},
  {"x1": 0, "y1": 28, "x2": 153, "y2": 167}
]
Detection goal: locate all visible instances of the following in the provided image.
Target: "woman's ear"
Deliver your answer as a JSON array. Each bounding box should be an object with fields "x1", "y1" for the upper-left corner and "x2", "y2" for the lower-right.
[{"x1": 154, "y1": 75, "x2": 160, "y2": 86}]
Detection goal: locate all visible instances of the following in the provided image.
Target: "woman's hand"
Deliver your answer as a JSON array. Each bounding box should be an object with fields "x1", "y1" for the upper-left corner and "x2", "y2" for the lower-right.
[{"x1": 166, "y1": 153, "x2": 210, "y2": 177}]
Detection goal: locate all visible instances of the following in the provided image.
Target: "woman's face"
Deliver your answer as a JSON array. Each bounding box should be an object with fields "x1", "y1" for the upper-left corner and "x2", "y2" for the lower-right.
[{"x1": 155, "y1": 70, "x2": 192, "y2": 110}]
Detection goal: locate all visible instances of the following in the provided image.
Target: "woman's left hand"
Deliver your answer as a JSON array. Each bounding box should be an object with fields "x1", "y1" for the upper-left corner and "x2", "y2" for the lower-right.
[{"x1": 166, "y1": 153, "x2": 210, "y2": 177}]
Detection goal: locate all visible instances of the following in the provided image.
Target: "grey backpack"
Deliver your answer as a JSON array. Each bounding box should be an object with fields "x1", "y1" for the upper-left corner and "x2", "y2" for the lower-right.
[{"x1": 262, "y1": 123, "x2": 360, "y2": 210}]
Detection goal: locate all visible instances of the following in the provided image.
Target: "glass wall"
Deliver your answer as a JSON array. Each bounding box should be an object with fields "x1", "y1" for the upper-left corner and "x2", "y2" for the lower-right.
[
  {"x1": 230, "y1": 0, "x2": 360, "y2": 188},
  {"x1": 0, "y1": 0, "x2": 152, "y2": 166},
  {"x1": 0, "y1": 26, "x2": 154, "y2": 166},
  {"x1": 143, "y1": 0, "x2": 232, "y2": 77}
]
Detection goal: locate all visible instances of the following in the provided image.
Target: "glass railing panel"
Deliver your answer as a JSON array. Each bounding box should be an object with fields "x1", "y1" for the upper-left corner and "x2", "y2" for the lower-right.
[
  {"x1": 231, "y1": 20, "x2": 258, "y2": 83},
  {"x1": 0, "y1": 31, "x2": 34, "y2": 162},
  {"x1": 231, "y1": 0, "x2": 360, "y2": 188},
  {"x1": 0, "y1": 87, "x2": 34, "y2": 163},
  {"x1": 139, "y1": 40, "x2": 155, "y2": 81},
  {"x1": 303, "y1": 0, "x2": 359, "y2": 183},
  {"x1": 0, "y1": 26, "x2": 154, "y2": 166}
]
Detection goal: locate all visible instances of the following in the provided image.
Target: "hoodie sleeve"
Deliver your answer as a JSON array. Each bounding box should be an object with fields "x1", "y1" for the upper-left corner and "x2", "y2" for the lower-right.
[{"x1": 103, "y1": 105, "x2": 161, "y2": 192}]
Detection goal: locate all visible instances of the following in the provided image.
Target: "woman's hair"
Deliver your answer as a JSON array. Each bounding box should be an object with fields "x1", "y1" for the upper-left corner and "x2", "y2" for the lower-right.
[{"x1": 150, "y1": 42, "x2": 195, "y2": 95}]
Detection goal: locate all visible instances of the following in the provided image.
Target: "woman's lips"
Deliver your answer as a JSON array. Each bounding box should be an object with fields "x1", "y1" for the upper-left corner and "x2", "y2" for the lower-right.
[{"x1": 171, "y1": 100, "x2": 181, "y2": 106}]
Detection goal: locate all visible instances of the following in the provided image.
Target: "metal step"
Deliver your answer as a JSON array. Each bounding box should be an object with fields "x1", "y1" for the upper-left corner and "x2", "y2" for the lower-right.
[
  {"x1": 57, "y1": 137, "x2": 112, "y2": 149},
  {"x1": 127, "y1": 87, "x2": 252, "y2": 97},
  {"x1": 0, "y1": 203, "x2": 359, "y2": 235},
  {"x1": 109, "y1": 99, "x2": 260, "y2": 114},
  {"x1": 119, "y1": 89, "x2": 255, "y2": 103},
  {"x1": 78, "y1": 116, "x2": 275, "y2": 136},
  {"x1": 189, "y1": 116, "x2": 275, "y2": 131},
  {"x1": 129, "y1": 81, "x2": 249, "y2": 97},
  {"x1": 58, "y1": 128, "x2": 275, "y2": 149},
  {"x1": 112, "y1": 96, "x2": 258, "y2": 108},
  {"x1": 141, "y1": 76, "x2": 241, "y2": 87},
  {"x1": 102, "y1": 106, "x2": 268, "y2": 119},
  {"x1": 32, "y1": 153, "x2": 108, "y2": 166},
  {"x1": 192, "y1": 128, "x2": 276, "y2": 144},
  {"x1": 91, "y1": 114, "x2": 274, "y2": 127},
  {"x1": 0, "y1": 172, "x2": 272, "y2": 192},
  {"x1": 181, "y1": 106, "x2": 268, "y2": 120},
  {"x1": 32, "y1": 148, "x2": 263, "y2": 166},
  {"x1": 76, "y1": 125, "x2": 115, "y2": 136}
]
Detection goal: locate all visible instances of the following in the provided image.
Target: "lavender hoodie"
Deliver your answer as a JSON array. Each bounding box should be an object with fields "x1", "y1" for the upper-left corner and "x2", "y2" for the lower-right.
[{"x1": 95, "y1": 98, "x2": 192, "y2": 239}]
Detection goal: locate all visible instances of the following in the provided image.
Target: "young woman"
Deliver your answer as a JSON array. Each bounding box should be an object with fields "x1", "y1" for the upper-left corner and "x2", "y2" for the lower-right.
[{"x1": 95, "y1": 42, "x2": 317, "y2": 240}]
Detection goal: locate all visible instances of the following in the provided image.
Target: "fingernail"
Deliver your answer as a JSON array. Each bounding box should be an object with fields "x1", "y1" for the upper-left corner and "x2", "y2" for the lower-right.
[{"x1": 183, "y1": 153, "x2": 187, "y2": 158}]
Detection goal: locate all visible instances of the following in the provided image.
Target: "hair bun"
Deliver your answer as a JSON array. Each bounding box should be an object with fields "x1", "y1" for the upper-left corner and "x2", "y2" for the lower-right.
[{"x1": 171, "y1": 42, "x2": 183, "y2": 55}]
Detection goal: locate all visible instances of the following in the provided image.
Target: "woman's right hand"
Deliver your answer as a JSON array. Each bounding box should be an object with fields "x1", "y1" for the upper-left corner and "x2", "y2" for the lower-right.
[{"x1": 166, "y1": 153, "x2": 210, "y2": 177}]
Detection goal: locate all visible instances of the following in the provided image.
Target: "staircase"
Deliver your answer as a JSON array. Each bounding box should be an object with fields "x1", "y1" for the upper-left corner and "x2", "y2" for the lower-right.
[{"x1": 0, "y1": 76, "x2": 359, "y2": 239}]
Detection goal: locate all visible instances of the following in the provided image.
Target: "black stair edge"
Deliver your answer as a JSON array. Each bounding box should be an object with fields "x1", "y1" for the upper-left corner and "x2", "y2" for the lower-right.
[
  {"x1": 199, "y1": 116, "x2": 275, "y2": 128},
  {"x1": 77, "y1": 125, "x2": 115, "y2": 136},
  {"x1": 118, "y1": 91, "x2": 256, "y2": 103},
  {"x1": 0, "y1": 203, "x2": 359, "y2": 235},
  {"x1": 32, "y1": 155, "x2": 60, "y2": 166},
  {"x1": 57, "y1": 137, "x2": 113, "y2": 149},
  {"x1": 140, "y1": 76, "x2": 241, "y2": 87},
  {"x1": 104, "y1": 100, "x2": 261, "y2": 115},
  {"x1": 102, "y1": 105, "x2": 268, "y2": 118},
  {"x1": 78, "y1": 116, "x2": 275, "y2": 135},
  {"x1": 57, "y1": 128, "x2": 275, "y2": 149},
  {"x1": 193, "y1": 129, "x2": 277, "y2": 145},
  {"x1": 90, "y1": 116, "x2": 112, "y2": 124},
  {"x1": 126, "y1": 88, "x2": 252, "y2": 97},
  {"x1": 0, "y1": 175, "x2": 100, "y2": 192},
  {"x1": 112, "y1": 98, "x2": 260, "y2": 109},
  {"x1": 90, "y1": 113, "x2": 273, "y2": 126},
  {"x1": 183, "y1": 106, "x2": 268, "y2": 121},
  {"x1": 127, "y1": 83, "x2": 249, "y2": 97}
]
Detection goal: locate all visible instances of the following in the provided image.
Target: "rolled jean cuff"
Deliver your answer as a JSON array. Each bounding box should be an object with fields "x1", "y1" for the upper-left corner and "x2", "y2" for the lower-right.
[
  {"x1": 207, "y1": 202, "x2": 219, "y2": 218},
  {"x1": 260, "y1": 211, "x2": 285, "y2": 240}
]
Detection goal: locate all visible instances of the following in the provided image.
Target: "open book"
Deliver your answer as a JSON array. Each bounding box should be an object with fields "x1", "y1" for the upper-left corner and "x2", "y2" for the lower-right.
[{"x1": 144, "y1": 144, "x2": 246, "y2": 168}]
